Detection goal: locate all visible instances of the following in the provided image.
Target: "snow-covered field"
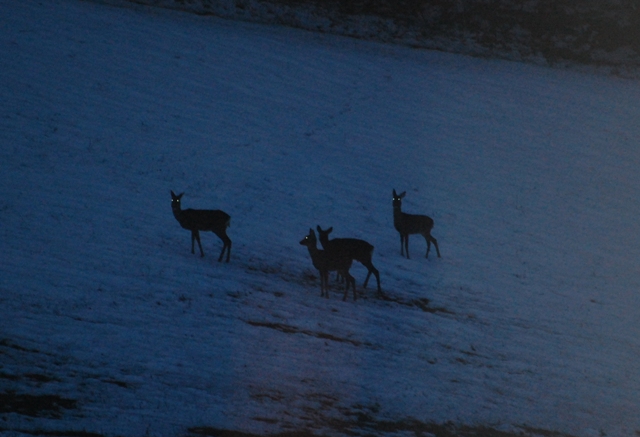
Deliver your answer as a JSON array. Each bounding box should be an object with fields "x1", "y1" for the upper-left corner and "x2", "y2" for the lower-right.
[{"x1": 2, "y1": 1, "x2": 640, "y2": 436}]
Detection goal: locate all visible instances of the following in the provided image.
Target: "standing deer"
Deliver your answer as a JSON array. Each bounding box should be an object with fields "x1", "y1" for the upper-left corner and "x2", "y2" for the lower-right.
[
  {"x1": 316, "y1": 225, "x2": 381, "y2": 295},
  {"x1": 299, "y1": 229, "x2": 357, "y2": 301},
  {"x1": 171, "y1": 190, "x2": 232, "y2": 262},
  {"x1": 392, "y1": 189, "x2": 441, "y2": 259}
]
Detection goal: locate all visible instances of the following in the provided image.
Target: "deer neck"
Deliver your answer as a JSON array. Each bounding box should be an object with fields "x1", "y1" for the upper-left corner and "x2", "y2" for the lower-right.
[
  {"x1": 306, "y1": 243, "x2": 319, "y2": 258},
  {"x1": 172, "y1": 205, "x2": 184, "y2": 223},
  {"x1": 306, "y1": 244, "x2": 324, "y2": 269},
  {"x1": 393, "y1": 205, "x2": 403, "y2": 226}
]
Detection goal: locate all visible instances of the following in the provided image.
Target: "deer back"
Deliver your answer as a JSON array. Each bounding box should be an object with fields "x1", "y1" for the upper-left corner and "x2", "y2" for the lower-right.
[
  {"x1": 395, "y1": 212, "x2": 434, "y2": 235},
  {"x1": 324, "y1": 238, "x2": 373, "y2": 262},
  {"x1": 316, "y1": 226, "x2": 373, "y2": 262},
  {"x1": 176, "y1": 208, "x2": 230, "y2": 232}
]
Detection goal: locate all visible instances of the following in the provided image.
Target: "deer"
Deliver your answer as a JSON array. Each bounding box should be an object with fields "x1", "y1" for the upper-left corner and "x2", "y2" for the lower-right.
[
  {"x1": 170, "y1": 190, "x2": 232, "y2": 262},
  {"x1": 299, "y1": 229, "x2": 357, "y2": 301},
  {"x1": 392, "y1": 189, "x2": 441, "y2": 259},
  {"x1": 316, "y1": 225, "x2": 381, "y2": 295}
]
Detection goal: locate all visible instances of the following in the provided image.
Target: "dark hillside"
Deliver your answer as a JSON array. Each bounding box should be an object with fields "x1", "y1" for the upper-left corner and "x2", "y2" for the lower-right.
[{"x1": 121, "y1": 0, "x2": 640, "y2": 70}]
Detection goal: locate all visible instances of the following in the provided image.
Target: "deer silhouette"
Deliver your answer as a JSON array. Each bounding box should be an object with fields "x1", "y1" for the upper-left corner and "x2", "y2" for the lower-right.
[
  {"x1": 171, "y1": 190, "x2": 231, "y2": 262},
  {"x1": 300, "y1": 229, "x2": 356, "y2": 301},
  {"x1": 316, "y1": 225, "x2": 381, "y2": 295},
  {"x1": 392, "y1": 189, "x2": 440, "y2": 259}
]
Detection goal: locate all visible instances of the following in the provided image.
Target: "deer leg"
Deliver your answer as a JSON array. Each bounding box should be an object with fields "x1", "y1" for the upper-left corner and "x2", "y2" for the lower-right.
[
  {"x1": 322, "y1": 271, "x2": 329, "y2": 298},
  {"x1": 219, "y1": 237, "x2": 231, "y2": 262},
  {"x1": 342, "y1": 273, "x2": 348, "y2": 301},
  {"x1": 404, "y1": 235, "x2": 410, "y2": 259},
  {"x1": 351, "y1": 275, "x2": 357, "y2": 301},
  {"x1": 364, "y1": 262, "x2": 381, "y2": 293},
  {"x1": 363, "y1": 271, "x2": 372, "y2": 288},
  {"x1": 424, "y1": 233, "x2": 440, "y2": 258},
  {"x1": 192, "y1": 231, "x2": 204, "y2": 257},
  {"x1": 350, "y1": 274, "x2": 356, "y2": 301},
  {"x1": 213, "y1": 231, "x2": 232, "y2": 262},
  {"x1": 431, "y1": 235, "x2": 441, "y2": 258},
  {"x1": 399, "y1": 234, "x2": 405, "y2": 256},
  {"x1": 218, "y1": 244, "x2": 226, "y2": 262},
  {"x1": 225, "y1": 237, "x2": 232, "y2": 262},
  {"x1": 340, "y1": 270, "x2": 346, "y2": 301},
  {"x1": 342, "y1": 271, "x2": 356, "y2": 301},
  {"x1": 362, "y1": 261, "x2": 380, "y2": 292}
]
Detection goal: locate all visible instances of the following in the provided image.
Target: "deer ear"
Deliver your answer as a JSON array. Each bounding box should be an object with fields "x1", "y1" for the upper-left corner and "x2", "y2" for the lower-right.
[
  {"x1": 171, "y1": 190, "x2": 176, "y2": 197},
  {"x1": 328, "y1": 227, "x2": 333, "y2": 233},
  {"x1": 399, "y1": 191, "x2": 406, "y2": 198},
  {"x1": 316, "y1": 225, "x2": 322, "y2": 232},
  {"x1": 393, "y1": 189, "x2": 397, "y2": 197}
]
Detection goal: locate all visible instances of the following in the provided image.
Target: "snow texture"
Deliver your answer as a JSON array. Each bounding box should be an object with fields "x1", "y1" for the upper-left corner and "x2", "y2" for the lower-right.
[{"x1": 1, "y1": 1, "x2": 640, "y2": 436}]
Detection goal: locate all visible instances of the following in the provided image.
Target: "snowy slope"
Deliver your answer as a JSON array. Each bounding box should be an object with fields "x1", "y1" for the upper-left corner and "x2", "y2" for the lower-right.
[{"x1": 1, "y1": 1, "x2": 640, "y2": 436}]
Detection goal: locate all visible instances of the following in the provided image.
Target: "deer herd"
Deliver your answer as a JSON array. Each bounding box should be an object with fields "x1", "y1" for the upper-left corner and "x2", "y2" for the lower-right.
[{"x1": 171, "y1": 188, "x2": 440, "y2": 302}]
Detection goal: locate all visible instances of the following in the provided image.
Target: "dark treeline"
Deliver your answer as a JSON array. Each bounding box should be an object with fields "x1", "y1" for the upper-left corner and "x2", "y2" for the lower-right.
[
  {"x1": 268, "y1": 0, "x2": 640, "y2": 66},
  {"x1": 156, "y1": 0, "x2": 640, "y2": 68}
]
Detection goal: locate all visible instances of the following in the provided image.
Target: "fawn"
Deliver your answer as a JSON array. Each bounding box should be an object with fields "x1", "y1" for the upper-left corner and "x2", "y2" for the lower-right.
[
  {"x1": 299, "y1": 229, "x2": 356, "y2": 301},
  {"x1": 316, "y1": 225, "x2": 381, "y2": 294},
  {"x1": 392, "y1": 189, "x2": 440, "y2": 259},
  {"x1": 171, "y1": 190, "x2": 232, "y2": 262}
]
